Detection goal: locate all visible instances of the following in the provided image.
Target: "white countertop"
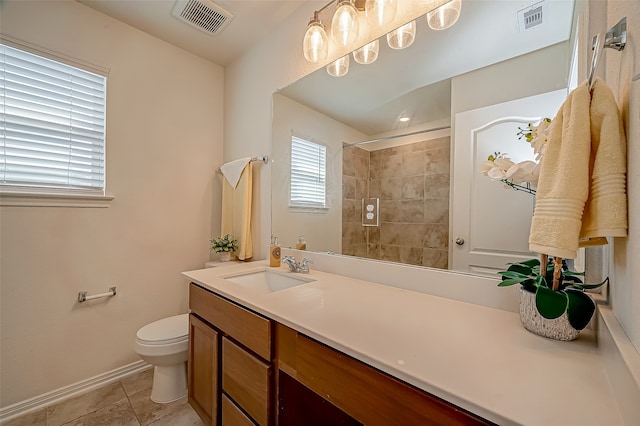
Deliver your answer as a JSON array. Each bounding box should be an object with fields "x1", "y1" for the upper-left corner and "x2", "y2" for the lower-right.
[{"x1": 183, "y1": 261, "x2": 623, "y2": 425}]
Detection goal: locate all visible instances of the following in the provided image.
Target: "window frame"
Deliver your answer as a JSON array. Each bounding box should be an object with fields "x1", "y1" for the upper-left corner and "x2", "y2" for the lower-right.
[
  {"x1": 289, "y1": 134, "x2": 328, "y2": 212},
  {"x1": 0, "y1": 37, "x2": 112, "y2": 208}
]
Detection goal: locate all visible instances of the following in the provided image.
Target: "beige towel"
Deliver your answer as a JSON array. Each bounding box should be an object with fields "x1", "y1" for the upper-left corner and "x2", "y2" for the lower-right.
[
  {"x1": 580, "y1": 78, "x2": 628, "y2": 241},
  {"x1": 529, "y1": 78, "x2": 628, "y2": 258},
  {"x1": 221, "y1": 162, "x2": 253, "y2": 260}
]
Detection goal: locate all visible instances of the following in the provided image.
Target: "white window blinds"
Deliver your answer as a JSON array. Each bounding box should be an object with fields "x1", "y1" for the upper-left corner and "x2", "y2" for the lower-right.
[
  {"x1": 290, "y1": 135, "x2": 327, "y2": 208},
  {"x1": 0, "y1": 44, "x2": 107, "y2": 193}
]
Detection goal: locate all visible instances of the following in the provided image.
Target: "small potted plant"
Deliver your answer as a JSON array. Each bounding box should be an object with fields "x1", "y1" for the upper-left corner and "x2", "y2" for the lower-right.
[
  {"x1": 498, "y1": 255, "x2": 608, "y2": 340},
  {"x1": 209, "y1": 233, "x2": 238, "y2": 262}
]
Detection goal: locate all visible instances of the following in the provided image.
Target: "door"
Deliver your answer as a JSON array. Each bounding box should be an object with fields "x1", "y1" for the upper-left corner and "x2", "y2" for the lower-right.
[{"x1": 451, "y1": 90, "x2": 566, "y2": 276}]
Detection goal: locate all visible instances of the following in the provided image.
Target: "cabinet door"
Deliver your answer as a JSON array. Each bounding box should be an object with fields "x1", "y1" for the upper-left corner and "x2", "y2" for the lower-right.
[{"x1": 189, "y1": 314, "x2": 219, "y2": 426}]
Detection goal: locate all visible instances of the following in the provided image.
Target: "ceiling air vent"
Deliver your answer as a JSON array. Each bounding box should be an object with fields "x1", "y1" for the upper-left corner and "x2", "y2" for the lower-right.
[
  {"x1": 171, "y1": 0, "x2": 234, "y2": 36},
  {"x1": 517, "y1": 1, "x2": 548, "y2": 32}
]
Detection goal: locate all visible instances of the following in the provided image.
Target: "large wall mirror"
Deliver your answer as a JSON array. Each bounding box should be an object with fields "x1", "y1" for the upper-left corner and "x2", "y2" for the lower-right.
[{"x1": 272, "y1": 0, "x2": 582, "y2": 277}]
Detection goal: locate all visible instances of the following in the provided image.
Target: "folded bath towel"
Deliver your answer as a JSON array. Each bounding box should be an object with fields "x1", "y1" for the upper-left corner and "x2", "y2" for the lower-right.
[
  {"x1": 529, "y1": 78, "x2": 628, "y2": 259},
  {"x1": 220, "y1": 157, "x2": 252, "y2": 188},
  {"x1": 221, "y1": 161, "x2": 253, "y2": 260},
  {"x1": 580, "y1": 78, "x2": 628, "y2": 242}
]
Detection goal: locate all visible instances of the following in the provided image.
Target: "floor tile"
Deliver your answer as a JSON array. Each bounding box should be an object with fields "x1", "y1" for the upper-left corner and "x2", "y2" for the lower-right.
[
  {"x1": 121, "y1": 369, "x2": 153, "y2": 398},
  {"x1": 2, "y1": 409, "x2": 47, "y2": 426},
  {"x1": 146, "y1": 402, "x2": 204, "y2": 426},
  {"x1": 46, "y1": 383, "x2": 128, "y2": 426},
  {"x1": 57, "y1": 399, "x2": 139, "y2": 426},
  {"x1": 127, "y1": 389, "x2": 187, "y2": 426}
]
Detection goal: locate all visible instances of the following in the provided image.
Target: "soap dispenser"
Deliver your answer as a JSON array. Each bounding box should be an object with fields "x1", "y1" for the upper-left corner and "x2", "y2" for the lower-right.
[
  {"x1": 269, "y1": 237, "x2": 281, "y2": 267},
  {"x1": 296, "y1": 235, "x2": 306, "y2": 250}
]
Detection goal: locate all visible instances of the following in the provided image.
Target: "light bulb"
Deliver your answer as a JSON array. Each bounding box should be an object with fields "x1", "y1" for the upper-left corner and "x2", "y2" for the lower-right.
[
  {"x1": 331, "y1": 0, "x2": 360, "y2": 48},
  {"x1": 427, "y1": 0, "x2": 462, "y2": 31},
  {"x1": 387, "y1": 20, "x2": 416, "y2": 49},
  {"x1": 365, "y1": 0, "x2": 396, "y2": 27},
  {"x1": 303, "y1": 13, "x2": 329, "y2": 63},
  {"x1": 327, "y1": 55, "x2": 350, "y2": 77},
  {"x1": 353, "y1": 39, "x2": 379, "y2": 64}
]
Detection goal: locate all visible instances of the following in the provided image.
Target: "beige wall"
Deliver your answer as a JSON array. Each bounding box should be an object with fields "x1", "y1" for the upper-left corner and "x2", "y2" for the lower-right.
[
  {"x1": 272, "y1": 93, "x2": 366, "y2": 253},
  {"x1": 0, "y1": 1, "x2": 224, "y2": 406}
]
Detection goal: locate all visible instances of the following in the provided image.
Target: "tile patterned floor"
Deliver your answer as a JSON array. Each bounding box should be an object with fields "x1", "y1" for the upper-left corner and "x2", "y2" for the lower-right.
[{"x1": 4, "y1": 369, "x2": 203, "y2": 426}]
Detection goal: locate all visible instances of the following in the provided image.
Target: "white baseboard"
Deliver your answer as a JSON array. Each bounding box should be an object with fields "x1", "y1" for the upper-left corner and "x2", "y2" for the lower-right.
[{"x1": 0, "y1": 360, "x2": 151, "y2": 424}]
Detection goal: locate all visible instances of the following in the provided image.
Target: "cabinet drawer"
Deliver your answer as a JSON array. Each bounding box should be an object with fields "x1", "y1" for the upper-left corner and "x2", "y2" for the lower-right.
[
  {"x1": 222, "y1": 394, "x2": 255, "y2": 426},
  {"x1": 189, "y1": 283, "x2": 271, "y2": 360},
  {"x1": 223, "y1": 337, "x2": 271, "y2": 426}
]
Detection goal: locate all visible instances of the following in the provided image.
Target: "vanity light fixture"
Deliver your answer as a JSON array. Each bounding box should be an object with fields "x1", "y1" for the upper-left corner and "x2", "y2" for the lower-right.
[
  {"x1": 365, "y1": 0, "x2": 397, "y2": 27},
  {"x1": 302, "y1": 0, "x2": 462, "y2": 76},
  {"x1": 387, "y1": 20, "x2": 416, "y2": 49},
  {"x1": 427, "y1": 0, "x2": 462, "y2": 31},
  {"x1": 331, "y1": 0, "x2": 360, "y2": 48},
  {"x1": 303, "y1": 12, "x2": 329, "y2": 63},
  {"x1": 327, "y1": 55, "x2": 350, "y2": 77},
  {"x1": 353, "y1": 39, "x2": 379, "y2": 64}
]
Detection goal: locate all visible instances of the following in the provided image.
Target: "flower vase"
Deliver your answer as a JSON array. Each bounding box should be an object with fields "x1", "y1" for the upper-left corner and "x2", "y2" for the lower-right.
[
  {"x1": 219, "y1": 251, "x2": 231, "y2": 262},
  {"x1": 519, "y1": 288, "x2": 580, "y2": 341}
]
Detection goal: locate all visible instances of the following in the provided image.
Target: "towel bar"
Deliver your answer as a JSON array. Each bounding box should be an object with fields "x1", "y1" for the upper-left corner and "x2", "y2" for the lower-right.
[
  {"x1": 588, "y1": 17, "x2": 626, "y2": 88},
  {"x1": 78, "y1": 286, "x2": 116, "y2": 302}
]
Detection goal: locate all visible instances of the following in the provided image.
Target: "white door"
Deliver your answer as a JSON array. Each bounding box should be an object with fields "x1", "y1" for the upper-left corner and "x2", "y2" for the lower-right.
[{"x1": 451, "y1": 90, "x2": 566, "y2": 276}]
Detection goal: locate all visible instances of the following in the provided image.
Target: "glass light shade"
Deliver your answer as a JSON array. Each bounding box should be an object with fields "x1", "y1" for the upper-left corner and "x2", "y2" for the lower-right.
[
  {"x1": 387, "y1": 20, "x2": 416, "y2": 49},
  {"x1": 353, "y1": 39, "x2": 379, "y2": 64},
  {"x1": 303, "y1": 19, "x2": 329, "y2": 63},
  {"x1": 327, "y1": 55, "x2": 350, "y2": 77},
  {"x1": 331, "y1": 0, "x2": 360, "y2": 48},
  {"x1": 365, "y1": 0, "x2": 396, "y2": 27},
  {"x1": 427, "y1": 0, "x2": 462, "y2": 31}
]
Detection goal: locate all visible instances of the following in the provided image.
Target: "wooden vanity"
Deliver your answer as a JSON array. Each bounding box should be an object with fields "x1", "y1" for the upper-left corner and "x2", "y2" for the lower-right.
[
  {"x1": 188, "y1": 282, "x2": 490, "y2": 425},
  {"x1": 182, "y1": 262, "x2": 624, "y2": 426}
]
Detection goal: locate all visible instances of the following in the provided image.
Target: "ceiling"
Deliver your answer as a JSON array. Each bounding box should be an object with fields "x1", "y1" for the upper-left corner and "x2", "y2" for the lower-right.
[{"x1": 77, "y1": 0, "x2": 312, "y2": 66}]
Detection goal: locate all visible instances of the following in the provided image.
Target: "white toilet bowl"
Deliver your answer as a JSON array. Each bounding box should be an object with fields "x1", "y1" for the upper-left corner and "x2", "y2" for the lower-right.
[{"x1": 134, "y1": 313, "x2": 189, "y2": 403}]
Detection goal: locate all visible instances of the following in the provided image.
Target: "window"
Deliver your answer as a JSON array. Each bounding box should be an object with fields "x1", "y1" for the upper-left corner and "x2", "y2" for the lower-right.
[
  {"x1": 0, "y1": 43, "x2": 107, "y2": 198},
  {"x1": 290, "y1": 135, "x2": 327, "y2": 209}
]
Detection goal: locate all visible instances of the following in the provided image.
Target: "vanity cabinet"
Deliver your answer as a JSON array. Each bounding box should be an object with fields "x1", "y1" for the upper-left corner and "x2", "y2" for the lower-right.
[
  {"x1": 189, "y1": 282, "x2": 491, "y2": 426},
  {"x1": 189, "y1": 283, "x2": 273, "y2": 426}
]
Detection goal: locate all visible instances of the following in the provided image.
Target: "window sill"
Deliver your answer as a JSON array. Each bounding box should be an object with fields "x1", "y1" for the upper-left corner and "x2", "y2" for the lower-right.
[
  {"x1": 288, "y1": 206, "x2": 329, "y2": 214},
  {"x1": 0, "y1": 192, "x2": 114, "y2": 208}
]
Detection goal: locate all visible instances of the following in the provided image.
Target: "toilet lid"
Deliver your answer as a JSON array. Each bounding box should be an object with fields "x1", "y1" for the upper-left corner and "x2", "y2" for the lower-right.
[{"x1": 137, "y1": 313, "x2": 189, "y2": 345}]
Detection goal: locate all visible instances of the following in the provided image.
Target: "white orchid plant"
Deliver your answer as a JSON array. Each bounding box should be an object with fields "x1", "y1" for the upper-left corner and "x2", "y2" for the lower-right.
[{"x1": 480, "y1": 118, "x2": 552, "y2": 195}]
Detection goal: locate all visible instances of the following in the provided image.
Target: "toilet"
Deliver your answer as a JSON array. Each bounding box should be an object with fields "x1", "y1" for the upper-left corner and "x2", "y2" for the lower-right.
[{"x1": 134, "y1": 313, "x2": 189, "y2": 403}]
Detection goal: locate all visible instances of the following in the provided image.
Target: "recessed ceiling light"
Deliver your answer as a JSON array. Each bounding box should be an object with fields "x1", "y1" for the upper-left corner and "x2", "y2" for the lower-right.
[{"x1": 399, "y1": 117, "x2": 410, "y2": 122}]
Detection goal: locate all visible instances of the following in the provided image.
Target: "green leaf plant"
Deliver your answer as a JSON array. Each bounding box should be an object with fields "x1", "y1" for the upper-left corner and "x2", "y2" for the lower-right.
[{"x1": 498, "y1": 256, "x2": 608, "y2": 331}]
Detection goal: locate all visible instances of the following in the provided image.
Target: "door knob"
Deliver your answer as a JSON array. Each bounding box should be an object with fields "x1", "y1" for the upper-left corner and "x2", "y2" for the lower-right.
[{"x1": 455, "y1": 237, "x2": 465, "y2": 246}]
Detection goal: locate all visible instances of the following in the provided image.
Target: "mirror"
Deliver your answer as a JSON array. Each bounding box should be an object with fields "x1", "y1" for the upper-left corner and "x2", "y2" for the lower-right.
[{"x1": 272, "y1": 0, "x2": 577, "y2": 275}]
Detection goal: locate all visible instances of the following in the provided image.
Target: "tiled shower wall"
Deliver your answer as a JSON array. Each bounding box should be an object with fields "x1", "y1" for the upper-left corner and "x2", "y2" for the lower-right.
[{"x1": 342, "y1": 137, "x2": 450, "y2": 268}]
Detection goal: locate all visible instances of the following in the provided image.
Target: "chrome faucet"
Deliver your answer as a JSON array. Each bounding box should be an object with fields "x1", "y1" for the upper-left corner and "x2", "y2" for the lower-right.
[{"x1": 282, "y1": 256, "x2": 313, "y2": 274}]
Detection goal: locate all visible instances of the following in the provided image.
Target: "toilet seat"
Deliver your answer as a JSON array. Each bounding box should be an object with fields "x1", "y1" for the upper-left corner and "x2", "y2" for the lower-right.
[{"x1": 136, "y1": 314, "x2": 188, "y2": 346}]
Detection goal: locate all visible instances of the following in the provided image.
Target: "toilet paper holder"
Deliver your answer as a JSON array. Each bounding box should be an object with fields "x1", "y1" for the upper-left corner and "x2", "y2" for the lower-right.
[{"x1": 78, "y1": 286, "x2": 117, "y2": 303}]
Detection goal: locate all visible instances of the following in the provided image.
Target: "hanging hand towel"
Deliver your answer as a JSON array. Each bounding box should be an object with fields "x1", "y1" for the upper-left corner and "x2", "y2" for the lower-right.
[
  {"x1": 220, "y1": 157, "x2": 252, "y2": 188},
  {"x1": 221, "y1": 161, "x2": 253, "y2": 260},
  {"x1": 529, "y1": 78, "x2": 628, "y2": 259},
  {"x1": 579, "y1": 77, "x2": 628, "y2": 242},
  {"x1": 529, "y1": 81, "x2": 592, "y2": 259}
]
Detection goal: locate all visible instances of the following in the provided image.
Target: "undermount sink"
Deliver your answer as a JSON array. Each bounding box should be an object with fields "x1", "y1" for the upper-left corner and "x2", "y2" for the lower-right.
[{"x1": 221, "y1": 268, "x2": 315, "y2": 293}]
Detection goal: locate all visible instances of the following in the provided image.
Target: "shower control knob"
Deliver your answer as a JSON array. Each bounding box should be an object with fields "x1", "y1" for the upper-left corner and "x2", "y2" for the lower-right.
[{"x1": 455, "y1": 237, "x2": 465, "y2": 246}]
